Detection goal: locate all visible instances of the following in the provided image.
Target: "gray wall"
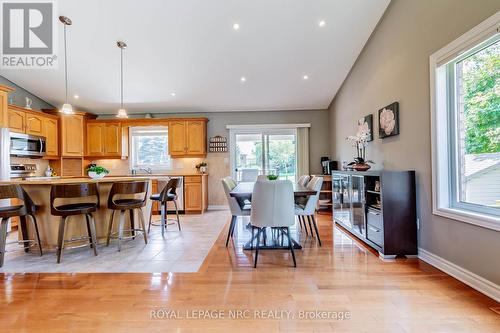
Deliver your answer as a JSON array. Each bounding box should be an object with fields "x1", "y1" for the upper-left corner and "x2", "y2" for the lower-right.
[
  {"x1": 100, "y1": 109, "x2": 331, "y2": 175},
  {"x1": 329, "y1": 0, "x2": 500, "y2": 284},
  {"x1": 0, "y1": 76, "x2": 54, "y2": 110}
]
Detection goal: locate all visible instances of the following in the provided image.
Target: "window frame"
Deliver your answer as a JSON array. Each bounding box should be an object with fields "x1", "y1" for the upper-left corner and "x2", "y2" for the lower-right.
[
  {"x1": 129, "y1": 126, "x2": 172, "y2": 171},
  {"x1": 430, "y1": 12, "x2": 500, "y2": 231}
]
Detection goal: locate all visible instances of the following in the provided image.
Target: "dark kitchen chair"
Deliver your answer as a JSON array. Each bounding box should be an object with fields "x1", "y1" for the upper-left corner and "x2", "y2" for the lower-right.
[
  {"x1": 50, "y1": 183, "x2": 99, "y2": 263},
  {"x1": 148, "y1": 178, "x2": 181, "y2": 237},
  {"x1": 106, "y1": 181, "x2": 149, "y2": 251},
  {"x1": 0, "y1": 184, "x2": 43, "y2": 267}
]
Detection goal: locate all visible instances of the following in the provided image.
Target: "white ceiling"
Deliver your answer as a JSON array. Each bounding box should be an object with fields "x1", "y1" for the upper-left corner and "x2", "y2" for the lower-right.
[{"x1": 0, "y1": 0, "x2": 390, "y2": 114}]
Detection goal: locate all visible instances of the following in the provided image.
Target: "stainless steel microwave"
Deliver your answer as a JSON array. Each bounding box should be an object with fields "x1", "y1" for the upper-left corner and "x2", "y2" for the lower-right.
[{"x1": 10, "y1": 132, "x2": 46, "y2": 158}]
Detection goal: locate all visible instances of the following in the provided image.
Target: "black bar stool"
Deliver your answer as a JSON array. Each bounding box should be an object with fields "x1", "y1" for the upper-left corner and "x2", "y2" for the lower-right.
[
  {"x1": 106, "y1": 181, "x2": 148, "y2": 251},
  {"x1": 148, "y1": 178, "x2": 181, "y2": 237},
  {"x1": 50, "y1": 183, "x2": 99, "y2": 263},
  {"x1": 0, "y1": 185, "x2": 43, "y2": 267}
]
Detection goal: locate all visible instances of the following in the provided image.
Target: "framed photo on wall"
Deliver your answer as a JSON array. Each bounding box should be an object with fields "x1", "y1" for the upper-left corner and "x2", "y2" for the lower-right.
[
  {"x1": 378, "y1": 102, "x2": 399, "y2": 138},
  {"x1": 357, "y1": 114, "x2": 373, "y2": 142}
]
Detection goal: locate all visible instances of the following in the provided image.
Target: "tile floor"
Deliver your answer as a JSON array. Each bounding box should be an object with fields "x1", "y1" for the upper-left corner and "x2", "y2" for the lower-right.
[{"x1": 0, "y1": 210, "x2": 228, "y2": 273}]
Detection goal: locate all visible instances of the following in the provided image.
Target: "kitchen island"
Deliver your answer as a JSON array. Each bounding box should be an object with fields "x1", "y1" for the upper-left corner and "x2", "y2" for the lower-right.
[{"x1": 1, "y1": 177, "x2": 153, "y2": 249}]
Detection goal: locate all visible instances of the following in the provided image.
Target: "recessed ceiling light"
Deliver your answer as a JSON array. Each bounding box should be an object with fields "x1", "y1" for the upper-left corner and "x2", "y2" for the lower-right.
[
  {"x1": 233, "y1": 23, "x2": 240, "y2": 30},
  {"x1": 73, "y1": 95, "x2": 79, "y2": 99},
  {"x1": 170, "y1": 92, "x2": 176, "y2": 97},
  {"x1": 303, "y1": 75, "x2": 309, "y2": 80},
  {"x1": 318, "y1": 20, "x2": 326, "y2": 27},
  {"x1": 240, "y1": 76, "x2": 246, "y2": 83}
]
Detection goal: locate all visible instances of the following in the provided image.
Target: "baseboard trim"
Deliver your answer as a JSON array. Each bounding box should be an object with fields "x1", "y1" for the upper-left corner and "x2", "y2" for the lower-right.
[
  {"x1": 418, "y1": 247, "x2": 500, "y2": 302},
  {"x1": 207, "y1": 205, "x2": 228, "y2": 211}
]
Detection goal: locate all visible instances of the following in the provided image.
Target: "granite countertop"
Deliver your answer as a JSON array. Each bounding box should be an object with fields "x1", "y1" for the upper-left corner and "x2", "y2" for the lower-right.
[
  {"x1": 1, "y1": 176, "x2": 151, "y2": 185},
  {"x1": 1, "y1": 173, "x2": 209, "y2": 185}
]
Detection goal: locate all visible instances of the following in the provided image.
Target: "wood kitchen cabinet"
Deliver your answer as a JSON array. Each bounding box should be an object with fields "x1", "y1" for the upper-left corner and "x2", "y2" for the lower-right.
[
  {"x1": 85, "y1": 121, "x2": 127, "y2": 158},
  {"x1": 7, "y1": 105, "x2": 60, "y2": 157},
  {"x1": 8, "y1": 108, "x2": 25, "y2": 133},
  {"x1": 168, "y1": 119, "x2": 207, "y2": 157},
  {"x1": 0, "y1": 85, "x2": 14, "y2": 128},
  {"x1": 60, "y1": 114, "x2": 84, "y2": 157},
  {"x1": 184, "y1": 174, "x2": 208, "y2": 214},
  {"x1": 43, "y1": 117, "x2": 58, "y2": 158}
]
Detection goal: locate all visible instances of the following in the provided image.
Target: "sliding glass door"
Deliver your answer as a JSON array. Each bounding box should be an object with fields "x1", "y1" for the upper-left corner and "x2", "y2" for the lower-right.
[{"x1": 231, "y1": 129, "x2": 297, "y2": 181}]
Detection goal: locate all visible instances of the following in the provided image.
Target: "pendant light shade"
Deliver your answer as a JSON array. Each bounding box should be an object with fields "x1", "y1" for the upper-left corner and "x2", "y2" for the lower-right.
[
  {"x1": 61, "y1": 103, "x2": 73, "y2": 114},
  {"x1": 116, "y1": 41, "x2": 128, "y2": 118},
  {"x1": 59, "y1": 16, "x2": 74, "y2": 114}
]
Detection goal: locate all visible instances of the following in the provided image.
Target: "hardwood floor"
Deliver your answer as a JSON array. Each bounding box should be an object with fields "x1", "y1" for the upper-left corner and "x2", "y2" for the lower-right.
[{"x1": 1, "y1": 213, "x2": 499, "y2": 332}]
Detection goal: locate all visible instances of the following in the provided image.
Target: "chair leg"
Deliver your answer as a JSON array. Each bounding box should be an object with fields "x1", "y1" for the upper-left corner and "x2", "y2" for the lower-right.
[
  {"x1": 129, "y1": 209, "x2": 135, "y2": 240},
  {"x1": 30, "y1": 214, "x2": 43, "y2": 256},
  {"x1": 160, "y1": 203, "x2": 166, "y2": 238},
  {"x1": 85, "y1": 214, "x2": 93, "y2": 249},
  {"x1": 88, "y1": 214, "x2": 98, "y2": 256},
  {"x1": 56, "y1": 216, "x2": 67, "y2": 264},
  {"x1": 298, "y1": 216, "x2": 303, "y2": 230},
  {"x1": 147, "y1": 203, "x2": 153, "y2": 234},
  {"x1": 226, "y1": 215, "x2": 236, "y2": 247},
  {"x1": 302, "y1": 216, "x2": 309, "y2": 236},
  {"x1": 254, "y1": 227, "x2": 261, "y2": 268},
  {"x1": 307, "y1": 215, "x2": 314, "y2": 238},
  {"x1": 174, "y1": 200, "x2": 181, "y2": 231},
  {"x1": 285, "y1": 227, "x2": 297, "y2": 267},
  {"x1": 0, "y1": 218, "x2": 8, "y2": 267},
  {"x1": 138, "y1": 208, "x2": 148, "y2": 245},
  {"x1": 118, "y1": 210, "x2": 125, "y2": 252},
  {"x1": 231, "y1": 216, "x2": 237, "y2": 237},
  {"x1": 19, "y1": 216, "x2": 30, "y2": 253},
  {"x1": 106, "y1": 210, "x2": 115, "y2": 246},
  {"x1": 311, "y1": 215, "x2": 322, "y2": 246}
]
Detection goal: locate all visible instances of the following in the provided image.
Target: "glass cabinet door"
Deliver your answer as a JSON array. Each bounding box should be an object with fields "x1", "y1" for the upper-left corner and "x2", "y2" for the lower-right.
[
  {"x1": 351, "y1": 175, "x2": 366, "y2": 236},
  {"x1": 333, "y1": 174, "x2": 352, "y2": 228}
]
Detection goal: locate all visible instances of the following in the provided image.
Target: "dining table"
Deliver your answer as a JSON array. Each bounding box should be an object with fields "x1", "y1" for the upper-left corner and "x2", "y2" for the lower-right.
[{"x1": 229, "y1": 181, "x2": 318, "y2": 251}]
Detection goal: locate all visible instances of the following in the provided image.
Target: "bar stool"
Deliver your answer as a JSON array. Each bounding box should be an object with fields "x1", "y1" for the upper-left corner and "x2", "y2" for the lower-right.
[
  {"x1": 0, "y1": 185, "x2": 43, "y2": 267},
  {"x1": 106, "y1": 181, "x2": 148, "y2": 251},
  {"x1": 148, "y1": 178, "x2": 181, "y2": 237},
  {"x1": 50, "y1": 183, "x2": 99, "y2": 264}
]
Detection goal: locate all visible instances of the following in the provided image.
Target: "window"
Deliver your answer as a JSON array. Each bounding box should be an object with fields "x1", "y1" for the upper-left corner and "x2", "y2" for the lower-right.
[
  {"x1": 430, "y1": 12, "x2": 500, "y2": 230},
  {"x1": 130, "y1": 126, "x2": 171, "y2": 171}
]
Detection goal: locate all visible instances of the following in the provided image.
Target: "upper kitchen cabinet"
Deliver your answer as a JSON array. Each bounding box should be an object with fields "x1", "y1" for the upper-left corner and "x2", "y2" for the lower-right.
[
  {"x1": 0, "y1": 85, "x2": 14, "y2": 128},
  {"x1": 60, "y1": 114, "x2": 84, "y2": 157},
  {"x1": 168, "y1": 119, "x2": 208, "y2": 157},
  {"x1": 25, "y1": 113, "x2": 44, "y2": 136},
  {"x1": 43, "y1": 117, "x2": 58, "y2": 157},
  {"x1": 85, "y1": 120, "x2": 128, "y2": 158},
  {"x1": 6, "y1": 104, "x2": 60, "y2": 158},
  {"x1": 8, "y1": 107, "x2": 25, "y2": 133}
]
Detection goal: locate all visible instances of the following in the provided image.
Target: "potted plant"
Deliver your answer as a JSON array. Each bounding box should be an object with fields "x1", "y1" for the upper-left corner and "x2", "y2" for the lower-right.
[
  {"x1": 86, "y1": 164, "x2": 110, "y2": 179},
  {"x1": 346, "y1": 127, "x2": 374, "y2": 171},
  {"x1": 195, "y1": 161, "x2": 208, "y2": 174}
]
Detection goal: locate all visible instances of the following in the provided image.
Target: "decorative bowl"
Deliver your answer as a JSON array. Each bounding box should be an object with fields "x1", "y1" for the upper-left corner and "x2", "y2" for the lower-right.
[{"x1": 88, "y1": 171, "x2": 106, "y2": 179}]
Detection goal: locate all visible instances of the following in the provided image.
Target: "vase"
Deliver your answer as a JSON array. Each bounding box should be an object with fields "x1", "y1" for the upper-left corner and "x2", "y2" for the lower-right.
[
  {"x1": 199, "y1": 166, "x2": 207, "y2": 174},
  {"x1": 352, "y1": 163, "x2": 371, "y2": 171}
]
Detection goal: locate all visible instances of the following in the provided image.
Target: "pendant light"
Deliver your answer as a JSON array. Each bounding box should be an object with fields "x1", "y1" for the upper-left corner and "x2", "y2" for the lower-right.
[
  {"x1": 116, "y1": 41, "x2": 128, "y2": 118},
  {"x1": 59, "y1": 16, "x2": 74, "y2": 114}
]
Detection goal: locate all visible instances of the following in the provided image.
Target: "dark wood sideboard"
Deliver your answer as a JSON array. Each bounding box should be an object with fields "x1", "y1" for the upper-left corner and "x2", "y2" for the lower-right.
[{"x1": 331, "y1": 170, "x2": 417, "y2": 259}]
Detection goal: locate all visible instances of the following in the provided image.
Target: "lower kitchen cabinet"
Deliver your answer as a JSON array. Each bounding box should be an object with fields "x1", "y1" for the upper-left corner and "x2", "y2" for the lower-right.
[{"x1": 184, "y1": 175, "x2": 208, "y2": 214}]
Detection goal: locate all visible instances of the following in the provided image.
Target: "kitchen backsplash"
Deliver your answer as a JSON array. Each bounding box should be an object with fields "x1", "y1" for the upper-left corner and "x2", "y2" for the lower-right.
[
  {"x1": 92, "y1": 157, "x2": 206, "y2": 175},
  {"x1": 11, "y1": 157, "x2": 49, "y2": 176}
]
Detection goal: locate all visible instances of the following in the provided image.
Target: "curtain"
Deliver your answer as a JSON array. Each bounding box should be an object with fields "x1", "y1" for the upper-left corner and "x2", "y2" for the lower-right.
[
  {"x1": 296, "y1": 127, "x2": 309, "y2": 179},
  {"x1": 0, "y1": 127, "x2": 10, "y2": 180}
]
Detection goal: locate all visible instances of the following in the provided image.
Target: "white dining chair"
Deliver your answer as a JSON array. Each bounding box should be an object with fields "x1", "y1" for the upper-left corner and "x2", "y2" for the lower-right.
[
  {"x1": 297, "y1": 175, "x2": 311, "y2": 187},
  {"x1": 222, "y1": 177, "x2": 250, "y2": 247},
  {"x1": 295, "y1": 176, "x2": 323, "y2": 246},
  {"x1": 240, "y1": 168, "x2": 259, "y2": 182},
  {"x1": 250, "y1": 180, "x2": 296, "y2": 268}
]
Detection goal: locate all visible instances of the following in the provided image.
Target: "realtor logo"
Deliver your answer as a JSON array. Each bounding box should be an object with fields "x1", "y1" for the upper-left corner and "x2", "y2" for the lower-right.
[{"x1": 1, "y1": 0, "x2": 57, "y2": 68}]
